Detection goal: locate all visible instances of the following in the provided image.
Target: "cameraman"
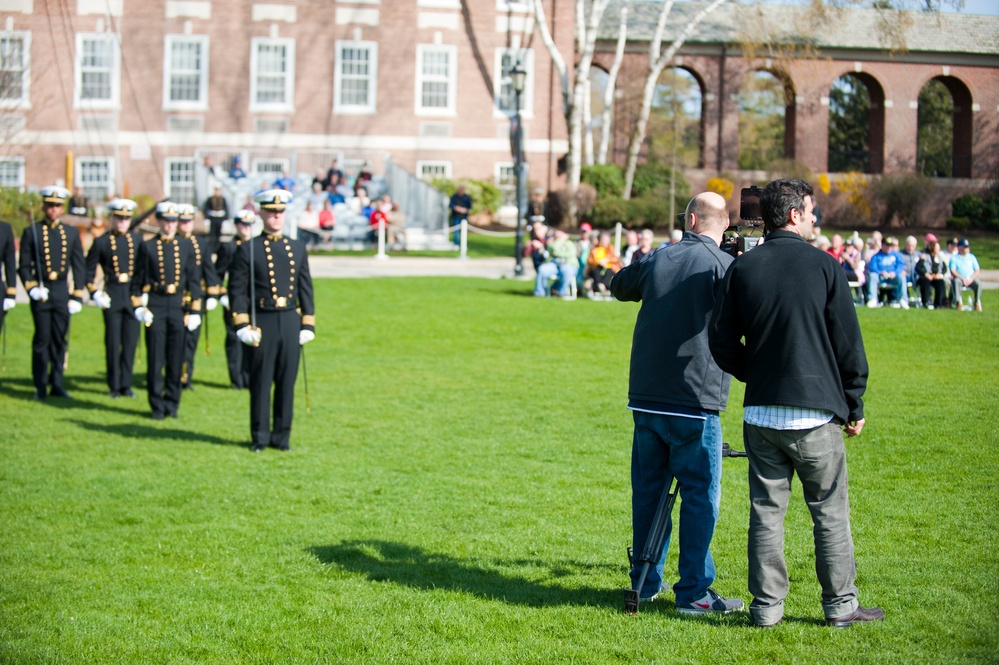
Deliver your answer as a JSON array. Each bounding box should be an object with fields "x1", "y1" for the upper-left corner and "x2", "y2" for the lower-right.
[
  {"x1": 610, "y1": 192, "x2": 744, "y2": 615},
  {"x1": 708, "y1": 179, "x2": 883, "y2": 629}
]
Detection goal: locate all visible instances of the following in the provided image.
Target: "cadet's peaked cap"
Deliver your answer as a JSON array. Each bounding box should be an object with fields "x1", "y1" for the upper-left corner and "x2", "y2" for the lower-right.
[
  {"x1": 177, "y1": 203, "x2": 197, "y2": 221},
  {"x1": 234, "y1": 210, "x2": 256, "y2": 225},
  {"x1": 40, "y1": 185, "x2": 71, "y2": 205},
  {"x1": 107, "y1": 198, "x2": 138, "y2": 218},
  {"x1": 155, "y1": 201, "x2": 180, "y2": 220},
  {"x1": 254, "y1": 189, "x2": 293, "y2": 211}
]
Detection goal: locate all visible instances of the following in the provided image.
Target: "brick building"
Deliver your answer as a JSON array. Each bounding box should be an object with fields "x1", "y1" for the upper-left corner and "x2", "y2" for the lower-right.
[
  {"x1": 0, "y1": 0, "x2": 995, "y2": 224},
  {"x1": 0, "y1": 0, "x2": 572, "y2": 207}
]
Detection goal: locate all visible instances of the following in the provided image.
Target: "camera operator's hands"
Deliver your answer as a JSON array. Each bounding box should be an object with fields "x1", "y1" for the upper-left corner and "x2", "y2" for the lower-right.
[{"x1": 844, "y1": 418, "x2": 865, "y2": 437}]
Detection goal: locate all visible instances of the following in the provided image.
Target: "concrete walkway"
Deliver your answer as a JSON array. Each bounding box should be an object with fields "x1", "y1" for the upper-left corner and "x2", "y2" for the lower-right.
[{"x1": 307, "y1": 255, "x2": 526, "y2": 280}]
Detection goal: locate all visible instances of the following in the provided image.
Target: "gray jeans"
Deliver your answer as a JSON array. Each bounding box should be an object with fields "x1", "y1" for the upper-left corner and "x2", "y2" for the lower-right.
[
  {"x1": 951, "y1": 277, "x2": 981, "y2": 307},
  {"x1": 744, "y1": 422, "x2": 859, "y2": 624}
]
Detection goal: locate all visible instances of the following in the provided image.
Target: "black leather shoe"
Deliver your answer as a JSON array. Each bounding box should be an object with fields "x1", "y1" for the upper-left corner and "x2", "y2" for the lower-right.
[
  {"x1": 50, "y1": 387, "x2": 72, "y2": 399},
  {"x1": 33, "y1": 390, "x2": 46, "y2": 401},
  {"x1": 250, "y1": 444, "x2": 267, "y2": 453},
  {"x1": 120, "y1": 388, "x2": 136, "y2": 398},
  {"x1": 108, "y1": 390, "x2": 120, "y2": 399},
  {"x1": 182, "y1": 383, "x2": 194, "y2": 392},
  {"x1": 167, "y1": 411, "x2": 178, "y2": 419},
  {"x1": 151, "y1": 412, "x2": 165, "y2": 420},
  {"x1": 826, "y1": 606, "x2": 884, "y2": 628}
]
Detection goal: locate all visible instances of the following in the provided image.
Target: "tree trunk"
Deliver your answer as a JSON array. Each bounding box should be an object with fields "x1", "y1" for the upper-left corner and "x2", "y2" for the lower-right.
[{"x1": 598, "y1": 5, "x2": 628, "y2": 165}]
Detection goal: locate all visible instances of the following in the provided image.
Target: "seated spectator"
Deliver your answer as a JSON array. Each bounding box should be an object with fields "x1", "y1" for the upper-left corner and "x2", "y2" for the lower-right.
[
  {"x1": 622, "y1": 230, "x2": 640, "y2": 266},
  {"x1": 229, "y1": 156, "x2": 246, "y2": 180},
  {"x1": 356, "y1": 162, "x2": 373, "y2": 188},
  {"x1": 575, "y1": 222, "x2": 593, "y2": 288},
  {"x1": 526, "y1": 222, "x2": 551, "y2": 274},
  {"x1": 863, "y1": 231, "x2": 882, "y2": 265},
  {"x1": 867, "y1": 236, "x2": 908, "y2": 309},
  {"x1": 632, "y1": 229, "x2": 656, "y2": 262},
  {"x1": 816, "y1": 235, "x2": 831, "y2": 253},
  {"x1": 660, "y1": 228, "x2": 683, "y2": 249},
  {"x1": 841, "y1": 237, "x2": 866, "y2": 286},
  {"x1": 326, "y1": 160, "x2": 344, "y2": 187},
  {"x1": 298, "y1": 211, "x2": 321, "y2": 249},
  {"x1": 950, "y1": 238, "x2": 982, "y2": 311},
  {"x1": 900, "y1": 235, "x2": 920, "y2": 290},
  {"x1": 311, "y1": 168, "x2": 328, "y2": 190},
  {"x1": 307, "y1": 181, "x2": 328, "y2": 211},
  {"x1": 916, "y1": 240, "x2": 947, "y2": 309},
  {"x1": 534, "y1": 228, "x2": 579, "y2": 298},
  {"x1": 350, "y1": 186, "x2": 371, "y2": 215},
  {"x1": 585, "y1": 231, "x2": 621, "y2": 297},
  {"x1": 368, "y1": 194, "x2": 399, "y2": 248},
  {"x1": 940, "y1": 237, "x2": 957, "y2": 306},
  {"x1": 828, "y1": 233, "x2": 845, "y2": 261},
  {"x1": 273, "y1": 171, "x2": 296, "y2": 192}
]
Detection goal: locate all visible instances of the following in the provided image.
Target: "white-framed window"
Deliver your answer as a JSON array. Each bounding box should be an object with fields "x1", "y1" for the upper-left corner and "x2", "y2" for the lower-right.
[
  {"x1": 417, "y1": 160, "x2": 452, "y2": 181},
  {"x1": 75, "y1": 33, "x2": 120, "y2": 109},
  {"x1": 494, "y1": 48, "x2": 534, "y2": 118},
  {"x1": 495, "y1": 161, "x2": 526, "y2": 206},
  {"x1": 252, "y1": 158, "x2": 289, "y2": 175},
  {"x1": 165, "y1": 158, "x2": 195, "y2": 204},
  {"x1": 0, "y1": 157, "x2": 25, "y2": 189},
  {"x1": 163, "y1": 35, "x2": 209, "y2": 111},
  {"x1": 250, "y1": 37, "x2": 295, "y2": 113},
  {"x1": 334, "y1": 40, "x2": 377, "y2": 115},
  {"x1": 415, "y1": 44, "x2": 456, "y2": 116},
  {"x1": 0, "y1": 32, "x2": 30, "y2": 108},
  {"x1": 496, "y1": 1, "x2": 532, "y2": 13},
  {"x1": 76, "y1": 157, "x2": 114, "y2": 203}
]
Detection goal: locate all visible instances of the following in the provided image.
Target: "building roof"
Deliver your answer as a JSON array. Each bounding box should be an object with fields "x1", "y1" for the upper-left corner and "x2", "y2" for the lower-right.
[{"x1": 599, "y1": 1, "x2": 999, "y2": 57}]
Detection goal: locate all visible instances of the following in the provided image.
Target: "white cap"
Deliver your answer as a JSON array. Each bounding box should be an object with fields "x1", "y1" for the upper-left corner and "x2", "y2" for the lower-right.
[
  {"x1": 155, "y1": 201, "x2": 180, "y2": 220},
  {"x1": 233, "y1": 210, "x2": 257, "y2": 225},
  {"x1": 40, "y1": 185, "x2": 71, "y2": 204},
  {"x1": 254, "y1": 189, "x2": 293, "y2": 211},
  {"x1": 107, "y1": 198, "x2": 138, "y2": 218}
]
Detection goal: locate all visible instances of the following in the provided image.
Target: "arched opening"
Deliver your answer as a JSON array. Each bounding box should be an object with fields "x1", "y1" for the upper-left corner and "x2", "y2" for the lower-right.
[
  {"x1": 587, "y1": 65, "x2": 612, "y2": 164},
  {"x1": 648, "y1": 67, "x2": 704, "y2": 169},
  {"x1": 828, "y1": 72, "x2": 885, "y2": 173},
  {"x1": 738, "y1": 69, "x2": 794, "y2": 170},
  {"x1": 917, "y1": 76, "x2": 973, "y2": 178}
]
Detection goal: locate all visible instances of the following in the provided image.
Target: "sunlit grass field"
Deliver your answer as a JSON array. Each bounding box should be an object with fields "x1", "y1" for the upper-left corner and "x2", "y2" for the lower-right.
[{"x1": 1, "y1": 277, "x2": 997, "y2": 664}]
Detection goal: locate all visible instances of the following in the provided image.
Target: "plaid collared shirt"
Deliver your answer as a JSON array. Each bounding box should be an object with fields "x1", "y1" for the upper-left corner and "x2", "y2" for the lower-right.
[{"x1": 743, "y1": 405, "x2": 834, "y2": 430}]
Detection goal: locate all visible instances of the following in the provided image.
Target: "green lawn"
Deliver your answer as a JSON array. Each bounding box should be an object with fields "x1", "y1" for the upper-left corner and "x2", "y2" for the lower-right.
[{"x1": 1, "y1": 278, "x2": 997, "y2": 664}]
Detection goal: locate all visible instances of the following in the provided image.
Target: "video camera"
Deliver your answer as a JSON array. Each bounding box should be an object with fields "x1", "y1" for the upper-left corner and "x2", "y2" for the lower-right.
[{"x1": 720, "y1": 186, "x2": 765, "y2": 258}]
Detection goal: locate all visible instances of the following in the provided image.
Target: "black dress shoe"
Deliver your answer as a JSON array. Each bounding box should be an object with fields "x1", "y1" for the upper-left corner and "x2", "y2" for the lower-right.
[
  {"x1": 108, "y1": 390, "x2": 120, "y2": 399},
  {"x1": 33, "y1": 390, "x2": 46, "y2": 401},
  {"x1": 50, "y1": 387, "x2": 72, "y2": 399},
  {"x1": 167, "y1": 411, "x2": 178, "y2": 419},
  {"x1": 250, "y1": 444, "x2": 267, "y2": 453},
  {"x1": 151, "y1": 412, "x2": 165, "y2": 420},
  {"x1": 182, "y1": 383, "x2": 194, "y2": 392},
  {"x1": 120, "y1": 388, "x2": 136, "y2": 398},
  {"x1": 826, "y1": 606, "x2": 885, "y2": 628}
]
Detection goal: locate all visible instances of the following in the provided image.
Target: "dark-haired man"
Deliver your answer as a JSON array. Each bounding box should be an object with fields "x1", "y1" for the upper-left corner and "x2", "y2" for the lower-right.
[
  {"x1": 709, "y1": 178, "x2": 882, "y2": 629},
  {"x1": 611, "y1": 191, "x2": 743, "y2": 615}
]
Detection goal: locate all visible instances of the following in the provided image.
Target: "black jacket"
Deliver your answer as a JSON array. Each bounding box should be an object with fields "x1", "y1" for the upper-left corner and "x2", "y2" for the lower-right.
[
  {"x1": 611, "y1": 232, "x2": 733, "y2": 413},
  {"x1": 708, "y1": 230, "x2": 868, "y2": 423},
  {"x1": 0, "y1": 221, "x2": 15, "y2": 299}
]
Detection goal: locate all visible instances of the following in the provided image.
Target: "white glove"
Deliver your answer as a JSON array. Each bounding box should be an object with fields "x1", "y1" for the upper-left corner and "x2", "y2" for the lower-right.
[
  {"x1": 299, "y1": 330, "x2": 315, "y2": 345},
  {"x1": 134, "y1": 307, "x2": 154, "y2": 326},
  {"x1": 237, "y1": 326, "x2": 261, "y2": 347},
  {"x1": 93, "y1": 290, "x2": 112, "y2": 309},
  {"x1": 186, "y1": 313, "x2": 202, "y2": 332},
  {"x1": 206, "y1": 297, "x2": 219, "y2": 312},
  {"x1": 219, "y1": 295, "x2": 230, "y2": 310},
  {"x1": 29, "y1": 286, "x2": 49, "y2": 302},
  {"x1": 2, "y1": 298, "x2": 14, "y2": 311},
  {"x1": 68, "y1": 300, "x2": 83, "y2": 315},
  {"x1": 141, "y1": 293, "x2": 149, "y2": 307}
]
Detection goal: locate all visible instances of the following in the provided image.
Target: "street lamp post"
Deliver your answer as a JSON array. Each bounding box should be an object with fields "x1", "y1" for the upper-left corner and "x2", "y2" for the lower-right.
[{"x1": 510, "y1": 63, "x2": 527, "y2": 277}]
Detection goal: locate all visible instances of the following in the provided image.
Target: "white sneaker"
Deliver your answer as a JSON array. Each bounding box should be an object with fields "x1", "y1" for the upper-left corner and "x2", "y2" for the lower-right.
[
  {"x1": 900, "y1": 300, "x2": 909, "y2": 310},
  {"x1": 676, "y1": 588, "x2": 745, "y2": 615},
  {"x1": 867, "y1": 299, "x2": 878, "y2": 308},
  {"x1": 927, "y1": 305, "x2": 935, "y2": 310},
  {"x1": 890, "y1": 302, "x2": 900, "y2": 309}
]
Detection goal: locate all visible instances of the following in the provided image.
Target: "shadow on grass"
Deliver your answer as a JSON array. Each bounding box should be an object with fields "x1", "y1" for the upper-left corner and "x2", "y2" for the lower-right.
[
  {"x1": 309, "y1": 540, "x2": 621, "y2": 608},
  {"x1": 67, "y1": 418, "x2": 247, "y2": 447}
]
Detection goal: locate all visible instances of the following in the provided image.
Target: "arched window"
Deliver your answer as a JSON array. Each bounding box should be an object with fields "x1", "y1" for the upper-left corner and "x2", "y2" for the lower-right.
[
  {"x1": 828, "y1": 73, "x2": 885, "y2": 173},
  {"x1": 738, "y1": 70, "x2": 794, "y2": 171},
  {"x1": 917, "y1": 76, "x2": 973, "y2": 178},
  {"x1": 648, "y1": 67, "x2": 704, "y2": 169}
]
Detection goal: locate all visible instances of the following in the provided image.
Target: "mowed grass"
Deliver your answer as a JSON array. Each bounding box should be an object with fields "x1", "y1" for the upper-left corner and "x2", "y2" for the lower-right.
[{"x1": 0, "y1": 276, "x2": 997, "y2": 664}]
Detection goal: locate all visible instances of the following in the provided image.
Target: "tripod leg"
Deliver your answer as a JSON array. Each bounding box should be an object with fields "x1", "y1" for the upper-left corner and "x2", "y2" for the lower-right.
[{"x1": 624, "y1": 474, "x2": 679, "y2": 615}]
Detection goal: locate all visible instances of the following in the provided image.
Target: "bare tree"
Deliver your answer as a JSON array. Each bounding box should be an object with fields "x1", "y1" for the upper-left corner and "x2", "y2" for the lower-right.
[
  {"x1": 533, "y1": 0, "x2": 612, "y2": 223},
  {"x1": 597, "y1": 4, "x2": 628, "y2": 165},
  {"x1": 621, "y1": 0, "x2": 730, "y2": 200}
]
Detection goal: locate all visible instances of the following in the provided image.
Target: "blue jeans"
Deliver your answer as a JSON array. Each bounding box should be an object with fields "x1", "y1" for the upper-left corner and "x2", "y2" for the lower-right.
[
  {"x1": 867, "y1": 271, "x2": 905, "y2": 303},
  {"x1": 630, "y1": 410, "x2": 722, "y2": 604},
  {"x1": 534, "y1": 261, "x2": 576, "y2": 296}
]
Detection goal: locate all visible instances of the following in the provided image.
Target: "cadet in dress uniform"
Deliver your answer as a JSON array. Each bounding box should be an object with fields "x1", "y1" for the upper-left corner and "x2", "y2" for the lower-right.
[
  {"x1": 229, "y1": 190, "x2": 315, "y2": 452},
  {"x1": 0, "y1": 218, "x2": 17, "y2": 334},
  {"x1": 131, "y1": 202, "x2": 202, "y2": 419},
  {"x1": 86, "y1": 199, "x2": 142, "y2": 398},
  {"x1": 215, "y1": 209, "x2": 256, "y2": 389},
  {"x1": 203, "y1": 186, "x2": 229, "y2": 252},
  {"x1": 177, "y1": 204, "x2": 220, "y2": 390},
  {"x1": 18, "y1": 186, "x2": 86, "y2": 400}
]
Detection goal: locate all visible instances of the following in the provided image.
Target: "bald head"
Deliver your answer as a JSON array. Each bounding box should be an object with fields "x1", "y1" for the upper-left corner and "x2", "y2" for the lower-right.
[{"x1": 684, "y1": 192, "x2": 730, "y2": 244}]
